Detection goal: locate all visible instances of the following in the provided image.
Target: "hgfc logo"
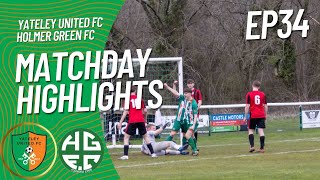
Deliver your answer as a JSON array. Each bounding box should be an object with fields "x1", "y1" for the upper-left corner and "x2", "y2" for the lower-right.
[{"x1": 59, "y1": 129, "x2": 104, "y2": 173}]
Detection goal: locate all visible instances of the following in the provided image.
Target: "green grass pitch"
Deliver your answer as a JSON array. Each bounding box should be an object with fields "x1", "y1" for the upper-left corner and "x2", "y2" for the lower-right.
[{"x1": 108, "y1": 117, "x2": 320, "y2": 180}]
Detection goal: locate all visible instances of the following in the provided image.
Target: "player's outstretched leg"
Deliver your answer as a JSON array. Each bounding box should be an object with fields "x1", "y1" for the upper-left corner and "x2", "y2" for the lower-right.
[
  {"x1": 182, "y1": 136, "x2": 189, "y2": 150},
  {"x1": 193, "y1": 131, "x2": 199, "y2": 151},
  {"x1": 166, "y1": 141, "x2": 181, "y2": 150},
  {"x1": 188, "y1": 137, "x2": 198, "y2": 155},
  {"x1": 194, "y1": 131, "x2": 198, "y2": 142},
  {"x1": 147, "y1": 143, "x2": 157, "y2": 157},
  {"x1": 185, "y1": 130, "x2": 198, "y2": 156},
  {"x1": 142, "y1": 133, "x2": 158, "y2": 158},
  {"x1": 119, "y1": 133, "x2": 130, "y2": 160},
  {"x1": 166, "y1": 135, "x2": 173, "y2": 141},
  {"x1": 157, "y1": 150, "x2": 166, "y2": 156},
  {"x1": 167, "y1": 120, "x2": 180, "y2": 141},
  {"x1": 166, "y1": 130, "x2": 177, "y2": 141},
  {"x1": 165, "y1": 149, "x2": 189, "y2": 155},
  {"x1": 192, "y1": 124, "x2": 199, "y2": 151}
]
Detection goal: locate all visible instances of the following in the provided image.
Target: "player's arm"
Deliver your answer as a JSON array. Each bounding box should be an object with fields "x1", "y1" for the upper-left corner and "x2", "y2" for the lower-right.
[
  {"x1": 264, "y1": 95, "x2": 268, "y2": 119},
  {"x1": 172, "y1": 80, "x2": 178, "y2": 91},
  {"x1": 190, "y1": 104, "x2": 198, "y2": 130},
  {"x1": 153, "y1": 128, "x2": 163, "y2": 135},
  {"x1": 143, "y1": 108, "x2": 148, "y2": 123},
  {"x1": 154, "y1": 122, "x2": 170, "y2": 135},
  {"x1": 117, "y1": 110, "x2": 128, "y2": 129},
  {"x1": 164, "y1": 83, "x2": 179, "y2": 98},
  {"x1": 264, "y1": 104, "x2": 268, "y2": 119},
  {"x1": 243, "y1": 93, "x2": 250, "y2": 121},
  {"x1": 197, "y1": 90, "x2": 203, "y2": 108},
  {"x1": 141, "y1": 99, "x2": 148, "y2": 123},
  {"x1": 198, "y1": 100, "x2": 202, "y2": 108},
  {"x1": 244, "y1": 104, "x2": 250, "y2": 120}
]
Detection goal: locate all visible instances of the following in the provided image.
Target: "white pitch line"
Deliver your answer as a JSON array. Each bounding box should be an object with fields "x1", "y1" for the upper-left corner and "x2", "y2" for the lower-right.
[
  {"x1": 115, "y1": 148, "x2": 320, "y2": 169},
  {"x1": 198, "y1": 137, "x2": 320, "y2": 148},
  {"x1": 108, "y1": 137, "x2": 320, "y2": 155}
]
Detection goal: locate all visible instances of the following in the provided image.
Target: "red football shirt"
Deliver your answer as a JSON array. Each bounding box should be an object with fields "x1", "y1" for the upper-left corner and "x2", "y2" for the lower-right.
[
  {"x1": 246, "y1": 90, "x2": 267, "y2": 118},
  {"x1": 128, "y1": 94, "x2": 145, "y2": 123},
  {"x1": 191, "y1": 88, "x2": 203, "y2": 102},
  {"x1": 192, "y1": 88, "x2": 202, "y2": 116}
]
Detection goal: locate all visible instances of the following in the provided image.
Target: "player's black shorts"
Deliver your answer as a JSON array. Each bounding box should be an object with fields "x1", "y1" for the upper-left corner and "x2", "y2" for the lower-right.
[
  {"x1": 248, "y1": 118, "x2": 266, "y2": 129},
  {"x1": 125, "y1": 122, "x2": 146, "y2": 136}
]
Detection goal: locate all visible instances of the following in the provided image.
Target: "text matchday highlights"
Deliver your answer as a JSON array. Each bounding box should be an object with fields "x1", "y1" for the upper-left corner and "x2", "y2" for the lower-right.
[{"x1": 15, "y1": 49, "x2": 163, "y2": 114}]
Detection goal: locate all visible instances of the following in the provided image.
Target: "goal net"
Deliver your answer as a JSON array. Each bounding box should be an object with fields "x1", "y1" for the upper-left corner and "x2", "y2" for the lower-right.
[{"x1": 101, "y1": 57, "x2": 184, "y2": 149}]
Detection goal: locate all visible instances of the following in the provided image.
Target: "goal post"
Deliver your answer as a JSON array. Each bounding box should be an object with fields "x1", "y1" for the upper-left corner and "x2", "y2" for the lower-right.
[{"x1": 102, "y1": 57, "x2": 184, "y2": 149}]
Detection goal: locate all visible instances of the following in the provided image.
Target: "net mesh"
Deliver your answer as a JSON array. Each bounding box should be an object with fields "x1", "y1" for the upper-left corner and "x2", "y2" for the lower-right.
[{"x1": 100, "y1": 58, "x2": 183, "y2": 147}]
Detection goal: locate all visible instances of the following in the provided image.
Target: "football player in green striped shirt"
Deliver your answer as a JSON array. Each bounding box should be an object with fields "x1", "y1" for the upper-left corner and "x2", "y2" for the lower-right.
[{"x1": 164, "y1": 83, "x2": 199, "y2": 155}]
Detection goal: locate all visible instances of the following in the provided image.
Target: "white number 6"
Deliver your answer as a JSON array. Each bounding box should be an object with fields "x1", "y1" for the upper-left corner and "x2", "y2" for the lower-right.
[{"x1": 254, "y1": 95, "x2": 260, "y2": 105}]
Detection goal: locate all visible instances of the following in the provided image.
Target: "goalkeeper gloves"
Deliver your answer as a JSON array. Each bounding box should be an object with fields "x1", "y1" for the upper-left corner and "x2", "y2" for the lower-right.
[{"x1": 162, "y1": 122, "x2": 170, "y2": 130}]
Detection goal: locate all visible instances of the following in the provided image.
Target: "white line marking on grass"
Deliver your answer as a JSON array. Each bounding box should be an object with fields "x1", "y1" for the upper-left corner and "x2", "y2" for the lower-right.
[
  {"x1": 108, "y1": 137, "x2": 320, "y2": 155},
  {"x1": 198, "y1": 137, "x2": 320, "y2": 148},
  {"x1": 115, "y1": 148, "x2": 320, "y2": 169}
]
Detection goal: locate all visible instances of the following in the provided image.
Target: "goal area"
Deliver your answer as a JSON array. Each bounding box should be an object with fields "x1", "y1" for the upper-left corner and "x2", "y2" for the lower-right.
[{"x1": 101, "y1": 57, "x2": 184, "y2": 149}]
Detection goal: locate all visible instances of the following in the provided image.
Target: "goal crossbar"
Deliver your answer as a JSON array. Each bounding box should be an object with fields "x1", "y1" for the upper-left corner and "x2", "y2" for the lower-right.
[{"x1": 117, "y1": 57, "x2": 183, "y2": 62}]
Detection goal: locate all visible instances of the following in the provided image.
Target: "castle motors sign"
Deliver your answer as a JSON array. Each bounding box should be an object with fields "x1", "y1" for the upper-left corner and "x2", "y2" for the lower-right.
[{"x1": 302, "y1": 110, "x2": 320, "y2": 128}]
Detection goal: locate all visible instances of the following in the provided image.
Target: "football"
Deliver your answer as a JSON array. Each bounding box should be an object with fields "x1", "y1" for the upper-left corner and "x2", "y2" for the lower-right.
[{"x1": 25, "y1": 146, "x2": 33, "y2": 154}]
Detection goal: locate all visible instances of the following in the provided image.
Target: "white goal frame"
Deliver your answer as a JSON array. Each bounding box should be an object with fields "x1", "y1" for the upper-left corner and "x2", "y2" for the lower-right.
[{"x1": 106, "y1": 57, "x2": 184, "y2": 149}]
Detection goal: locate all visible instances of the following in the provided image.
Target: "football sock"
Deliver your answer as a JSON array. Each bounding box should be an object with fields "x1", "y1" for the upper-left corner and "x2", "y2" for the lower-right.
[
  {"x1": 182, "y1": 137, "x2": 187, "y2": 145},
  {"x1": 193, "y1": 137, "x2": 197, "y2": 146},
  {"x1": 249, "y1": 134, "x2": 254, "y2": 148},
  {"x1": 195, "y1": 132, "x2": 198, "y2": 141},
  {"x1": 166, "y1": 135, "x2": 173, "y2": 141},
  {"x1": 260, "y1": 136, "x2": 265, "y2": 149},
  {"x1": 124, "y1": 145, "x2": 129, "y2": 156},
  {"x1": 188, "y1": 138, "x2": 197, "y2": 152},
  {"x1": 147, "y1": 143, "x2": 155, "y2": 154},
  {"x1": 182, "y1": 137, "x2": 189, "y2": 149}
]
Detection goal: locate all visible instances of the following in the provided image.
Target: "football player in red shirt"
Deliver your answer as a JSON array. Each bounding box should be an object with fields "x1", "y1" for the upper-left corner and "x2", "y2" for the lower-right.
[
  {"x1": 243, "y1": 80, "x2": 268, "y2": 153},
  {"x1": 117, "y1": 86, "x2": 157, "y2": 160}
]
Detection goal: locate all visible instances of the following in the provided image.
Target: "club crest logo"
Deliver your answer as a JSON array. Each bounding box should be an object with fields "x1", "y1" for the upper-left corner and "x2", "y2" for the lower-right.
[
  {"x1": 11, "y1": 131, "x2": 47, "y2": 171},
  {"x1": 59, "y1": 129, "x2": 103, "y2": 173}
]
